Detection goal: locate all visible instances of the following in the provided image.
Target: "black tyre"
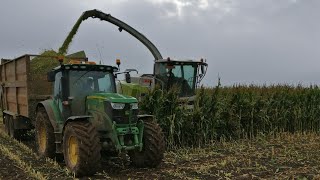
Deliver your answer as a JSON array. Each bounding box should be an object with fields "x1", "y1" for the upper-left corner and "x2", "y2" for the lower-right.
[
  {"x1": 3, "y1": 114, "x2": 10, "y2": 135},
  {"x1": 5, "y1": 115, "x2": 24, "y2": 139},
  {"x1": 35, "y1": 108, "x2": 56, "y2": 158},
  {"x1": 63, "y1": 121, "x2": 101, "y2": 177},
  {"x1": 129, "y1": 120, "x2": 165, "y2": 168},
  {"x1": 9, "y1": 117, "x2": 15, "y2": 138}
]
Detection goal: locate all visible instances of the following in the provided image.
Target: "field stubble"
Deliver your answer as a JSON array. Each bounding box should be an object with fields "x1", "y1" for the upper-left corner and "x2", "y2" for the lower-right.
[
  {"x1": 1, "y1": 80, "x2": 320, "y2": 178},
  {"x1": 0, "y1": 120, "x2": 319, "y2": 179}
]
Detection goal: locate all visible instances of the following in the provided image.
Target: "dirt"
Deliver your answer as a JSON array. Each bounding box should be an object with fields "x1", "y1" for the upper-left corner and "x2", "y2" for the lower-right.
[
  {"x1": 0, "y1": 150, "x2": 33, "y2": 180},
  {"x1": 1, "y1": 121, "x2": 320, "y2": 179},
  {"x1": 0, "y1": 123, "x2": 73, "y2": 180},
  {"x1": 81, "y1": 133, "x2": 320, "y2": 179}
]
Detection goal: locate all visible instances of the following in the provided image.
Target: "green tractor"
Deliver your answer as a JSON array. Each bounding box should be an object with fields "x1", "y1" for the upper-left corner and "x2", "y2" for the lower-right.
[
  {"x1": 0, "y1": 54, "x2": 164, "y2": 177},
  {"x1": 38, "y1": 60, "x2": 165, "y2": 176}
]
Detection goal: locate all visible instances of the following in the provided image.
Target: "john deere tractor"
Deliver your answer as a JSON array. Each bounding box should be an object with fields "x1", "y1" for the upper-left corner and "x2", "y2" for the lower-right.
[{"x1": 38, "y1": 60, "x2": 165, "y2": 176}]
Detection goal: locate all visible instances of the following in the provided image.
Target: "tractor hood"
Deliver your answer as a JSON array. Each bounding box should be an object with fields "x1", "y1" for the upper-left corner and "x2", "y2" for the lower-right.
[{"x1": 87, "y1": 93, "x2": 138, "y2": 103}]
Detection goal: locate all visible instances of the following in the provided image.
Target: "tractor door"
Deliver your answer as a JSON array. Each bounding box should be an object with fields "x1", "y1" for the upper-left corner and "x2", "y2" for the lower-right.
[{"x1": 53, "y1": 71, "x2": 71, "y2": 120}]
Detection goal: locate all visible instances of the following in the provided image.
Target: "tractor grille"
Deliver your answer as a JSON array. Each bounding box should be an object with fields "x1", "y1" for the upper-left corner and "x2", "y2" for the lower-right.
[{"x1": 105, "y1": 102, "x2": 138, "y2": 124}]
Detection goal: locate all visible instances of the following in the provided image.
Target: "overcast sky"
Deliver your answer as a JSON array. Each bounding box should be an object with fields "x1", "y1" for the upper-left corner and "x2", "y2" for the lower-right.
[{"x1": 0, "y1": 0, "x2": 319, "y2": 86}]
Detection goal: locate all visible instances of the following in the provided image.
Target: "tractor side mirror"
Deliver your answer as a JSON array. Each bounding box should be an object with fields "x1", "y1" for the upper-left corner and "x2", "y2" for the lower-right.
[
  {"x1": 125, "y1": 73, "x2": 131, "y2": 83},
  {"x1": 47, "y1": 71, "x2": 55, "y2": 82}
]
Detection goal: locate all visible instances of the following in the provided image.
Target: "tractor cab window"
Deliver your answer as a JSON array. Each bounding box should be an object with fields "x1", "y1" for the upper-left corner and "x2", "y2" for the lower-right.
[
  {"x1": 69, "y1": 70, "x2": 115, "y2": 97},
  {"x1": 53, "y1": 72, "x2": 62, "y2": 99},
  {"x1": 97, "y1": 75, "x2": 113, "y2": 92}
]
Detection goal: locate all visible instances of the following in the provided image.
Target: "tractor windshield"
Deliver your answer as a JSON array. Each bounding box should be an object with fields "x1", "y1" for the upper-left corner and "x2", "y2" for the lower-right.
[
  {"x1": 69, "y1": 70, "x2": 116, "y2": 97},
  {"x1": 156, "y1": 63, "x2": 197, "y2": 97}
]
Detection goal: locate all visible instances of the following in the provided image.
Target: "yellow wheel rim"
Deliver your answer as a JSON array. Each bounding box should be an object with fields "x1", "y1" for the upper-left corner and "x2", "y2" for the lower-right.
[
  {"x1": 38, "y1": 124, "x2": 46, "y2": 153},
  {"x1": 68, "y1": 136, "x2": 78, "y2": 167}
]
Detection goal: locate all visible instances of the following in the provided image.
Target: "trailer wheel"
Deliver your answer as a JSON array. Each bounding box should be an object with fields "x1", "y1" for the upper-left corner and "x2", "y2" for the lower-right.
[
  {"x1": 8, "y1": 117, "x2": 15, "y2": 138},
  {"x1": 4, "y1": 115, "x2": 22, "y2": 139},
  {"x1": 63, "y1": 121, "x2": 101, "y2": 177},
  {"x1": 4, "y1": 115, "x2": 10, "y2": 135},
  {"x1": 129, "y1": 120, "x2": 165, "y2": 168},
  {"x1": 35, "y1": 108, "x2": 55, "y2": 158}
]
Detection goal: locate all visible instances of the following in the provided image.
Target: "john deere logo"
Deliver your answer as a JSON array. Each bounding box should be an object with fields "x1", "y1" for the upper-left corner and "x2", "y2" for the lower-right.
[{"x1": 125, "y1": 111, "x2": 130, "y2": 115}]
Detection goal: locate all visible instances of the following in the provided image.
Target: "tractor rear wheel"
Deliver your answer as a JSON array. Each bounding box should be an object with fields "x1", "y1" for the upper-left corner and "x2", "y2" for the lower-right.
[
  {"x1": 35, "y1": 108, "x2": 55, "y2": 158},
  {"x1": 63, "y1": 121, "x2": 101, "y2": 177},
  {"x1": 129, "y1": 120, "x2": 165, "y2": 168}
]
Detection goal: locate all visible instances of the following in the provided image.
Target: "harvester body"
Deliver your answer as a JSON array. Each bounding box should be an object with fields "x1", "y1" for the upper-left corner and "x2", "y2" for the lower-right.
[{"x1": 58, "y1": 9, "x2": 208, "y2": 105}]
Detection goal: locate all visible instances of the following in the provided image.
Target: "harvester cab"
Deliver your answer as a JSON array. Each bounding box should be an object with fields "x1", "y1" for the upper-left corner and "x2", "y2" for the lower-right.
[
  {"x1": 117, "y1": 58, "x2": 208, "y2": 103},
  {"x1": 154, "y1": 58, "x2": 208, "y2": 97}
]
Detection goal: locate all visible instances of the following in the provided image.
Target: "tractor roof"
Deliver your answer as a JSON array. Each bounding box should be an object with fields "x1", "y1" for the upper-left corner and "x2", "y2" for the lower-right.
[{"x1": 52, "y1": 63, "x2": 118, "y2": 72}]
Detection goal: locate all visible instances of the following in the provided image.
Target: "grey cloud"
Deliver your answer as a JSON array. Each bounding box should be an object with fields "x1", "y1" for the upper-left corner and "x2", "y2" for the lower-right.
[{"x1": 0, "y1": 0, "x2": 319, "y2": 86}]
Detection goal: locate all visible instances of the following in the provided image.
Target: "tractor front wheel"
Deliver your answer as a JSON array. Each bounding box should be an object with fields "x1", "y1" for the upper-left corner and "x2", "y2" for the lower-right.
[
  {"x1": 129, "y1": 120, "x2": 165, "y2": 168},
  {"x1": 35, "y1": 108, "x2": 55, "y2": 158},
  {"x1": 63, "y1": 121, "x2": 101, "y2": 177}
]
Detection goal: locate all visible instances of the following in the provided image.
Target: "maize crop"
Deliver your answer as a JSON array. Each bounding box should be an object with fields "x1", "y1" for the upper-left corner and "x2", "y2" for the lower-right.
[{"x1": 140, "y1": 84, "x2": 320, "y2": 149}]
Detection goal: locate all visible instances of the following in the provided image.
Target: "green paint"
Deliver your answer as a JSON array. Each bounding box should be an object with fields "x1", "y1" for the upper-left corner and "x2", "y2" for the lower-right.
[
  {"x1": 119, "y1": 81, "x2": 150, "y2": 99},
  {"x1": 87, "y1": 93, "x2": 138, "y2": 103},
  {"x1": 86, "y1": 92, "x2": 142, "y2": 152}
]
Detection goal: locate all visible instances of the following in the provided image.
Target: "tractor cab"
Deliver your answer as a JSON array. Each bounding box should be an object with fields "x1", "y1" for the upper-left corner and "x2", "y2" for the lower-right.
[
  {"x1": 47, "y1": 62, "x2": 119, "y2": 117},
  {"x1": 154, "y1": 58, "x2": 208, "y2": 97}
]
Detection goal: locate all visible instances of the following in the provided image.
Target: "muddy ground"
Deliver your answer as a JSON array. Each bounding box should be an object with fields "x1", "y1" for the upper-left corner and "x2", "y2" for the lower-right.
[
  {"x1": 0, "y1": 150, "x2": 32, "y2": 180},
  {"x1": 0, "y1": 121, "x2": 320, "y2": 179}
]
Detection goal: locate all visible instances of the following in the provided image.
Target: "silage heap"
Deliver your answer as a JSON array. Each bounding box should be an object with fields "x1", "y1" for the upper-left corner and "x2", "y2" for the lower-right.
[
  {"x1": 29, "y1": 50, "x2": 74, "y2": 95},
  {"x1": 29, "y1": 49, "x2": 86, "y2": 95},
  {"x1": 28, "y1": 50, "x2": 63, "y2": 118}
]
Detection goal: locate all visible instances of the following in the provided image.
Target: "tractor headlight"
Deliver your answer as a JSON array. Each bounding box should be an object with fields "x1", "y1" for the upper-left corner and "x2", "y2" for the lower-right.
[
  {"x1": 110, "y1": 103, "x2": 125, "y2": 109},
  {"x1": 131, "y1": 103, "x2": 139, "y2": 110}
]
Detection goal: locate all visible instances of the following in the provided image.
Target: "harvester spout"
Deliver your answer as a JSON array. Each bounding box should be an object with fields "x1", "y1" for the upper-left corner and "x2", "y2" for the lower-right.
[{"x1": 59, "y1": 9, "x2": 163, "y2": 60}]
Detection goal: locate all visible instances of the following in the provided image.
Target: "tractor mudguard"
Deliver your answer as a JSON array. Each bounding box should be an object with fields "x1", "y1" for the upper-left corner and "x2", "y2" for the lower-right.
[
  {"x1": 137, "y1": 114, "x2": 154, "y2": 120},
  {"x1": 62, "y1": 116, "x2": 92, "y2": 133},
  {"x1": 37, "y1": 100, "x2": 63, "y2": 132}
]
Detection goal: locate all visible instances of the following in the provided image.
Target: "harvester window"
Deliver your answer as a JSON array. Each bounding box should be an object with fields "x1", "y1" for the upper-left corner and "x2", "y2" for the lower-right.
[
  {"x1": 182, "y1": 65, "x2": 195, "y2": 88},
  {"x1": 155, "y1": 62, "x2": 197, "y2": 96}
]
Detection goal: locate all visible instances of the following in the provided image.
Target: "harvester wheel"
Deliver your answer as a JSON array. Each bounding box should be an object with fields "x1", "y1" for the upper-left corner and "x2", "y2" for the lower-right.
[
  {"x1": 35, "y1": 108, "x2": 55, "y2": 158},
  {"x1": 129, "y1": 120, "x2": 165, "y2": 168},
  {"x1": 63, "y1": 121, "x2": 101, "y2": 177}
]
